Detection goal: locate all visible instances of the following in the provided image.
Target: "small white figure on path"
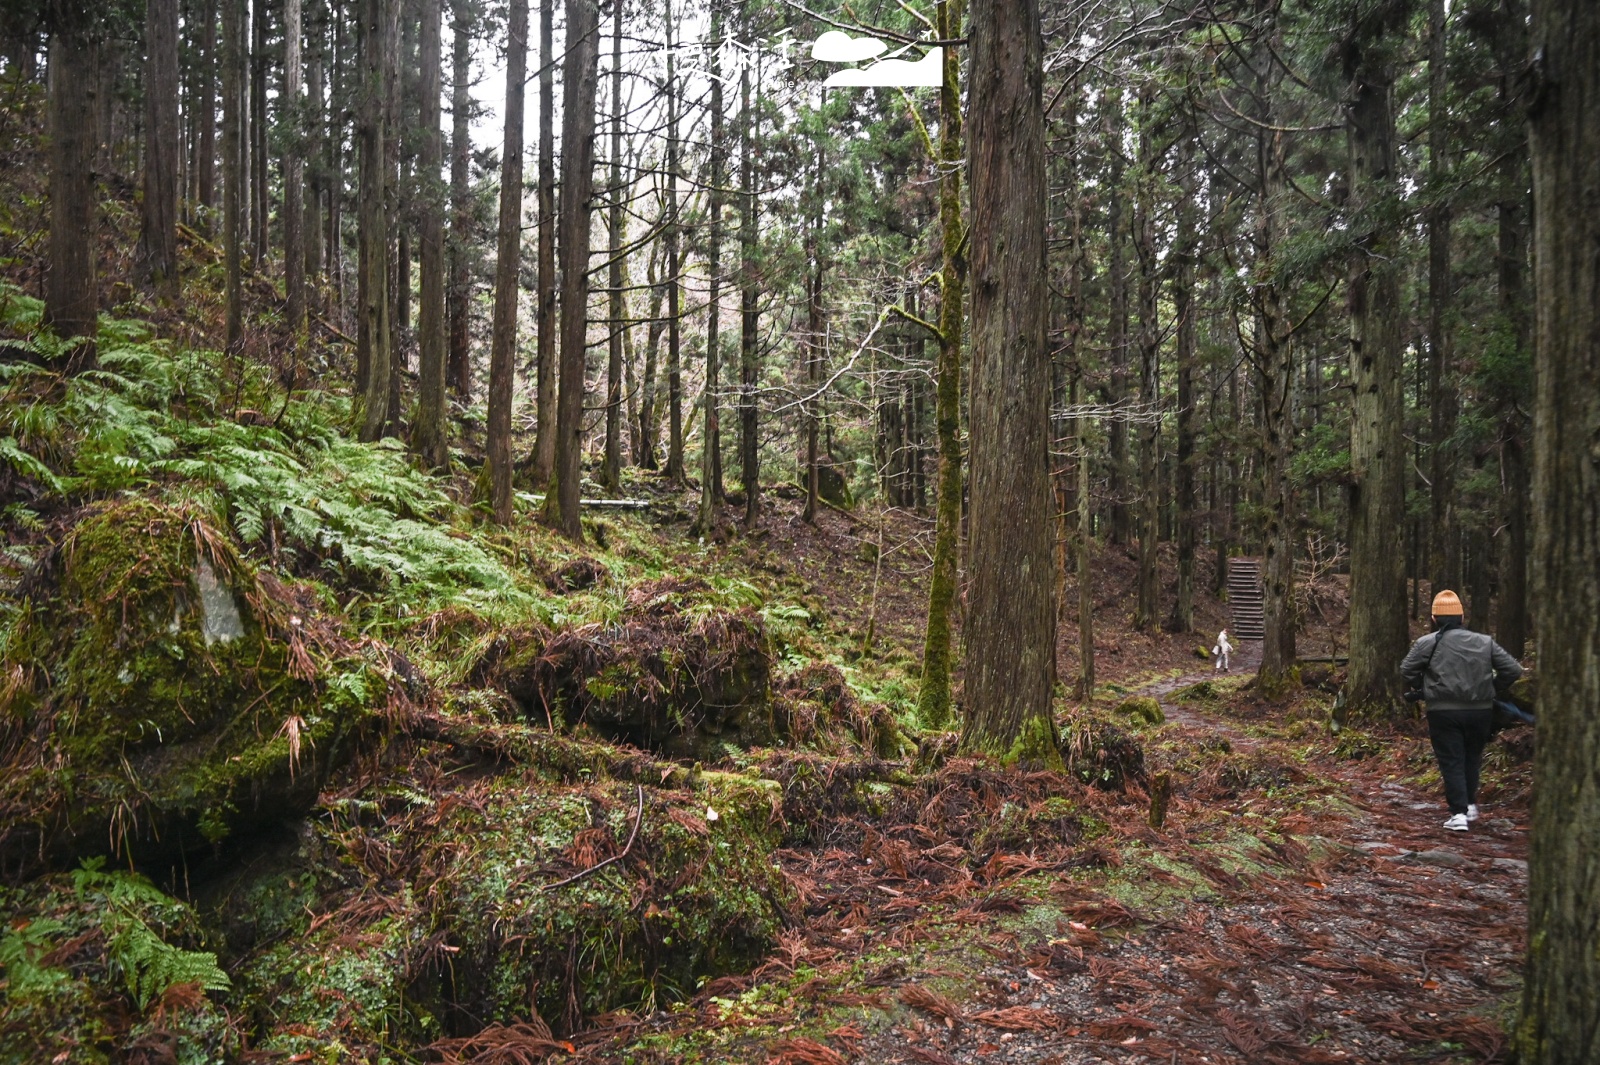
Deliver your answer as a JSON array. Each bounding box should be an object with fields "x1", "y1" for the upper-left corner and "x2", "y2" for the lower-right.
[{"x1": 1213, "y1": 629, "x2": 1233, "y2": 672}]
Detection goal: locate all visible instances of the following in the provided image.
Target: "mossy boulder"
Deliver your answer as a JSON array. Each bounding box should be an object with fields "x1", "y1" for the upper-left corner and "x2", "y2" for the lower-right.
[
  {"x1": 485, "y1": 603, "x2": 775, "y2": 760},
  {"x1": 1114, "y1": 695, "x2": 1166, "y2": 726},
  {"x1": 229, "y1": 772, "x2": 789, "y2": 1049},
  {"x1": 0, "y1": 499, "x2": 381, "y2": 878}
]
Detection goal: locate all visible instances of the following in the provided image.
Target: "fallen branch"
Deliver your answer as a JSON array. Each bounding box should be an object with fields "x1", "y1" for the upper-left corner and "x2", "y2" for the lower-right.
[{"x1": 541, "y1": 784, "x2": 645, "y2": 891}]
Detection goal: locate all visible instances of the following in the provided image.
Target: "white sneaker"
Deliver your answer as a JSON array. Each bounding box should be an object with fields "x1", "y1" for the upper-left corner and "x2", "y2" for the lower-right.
[
  {"x1": 1443, "y1": 813, "x2": 1470, "y2": 832},
  {"x1": 1466, "y1": 804, "x2": 1480, "y2": 822}
]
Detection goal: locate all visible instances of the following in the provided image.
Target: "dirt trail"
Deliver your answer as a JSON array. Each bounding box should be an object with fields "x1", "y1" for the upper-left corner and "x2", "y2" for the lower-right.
[{"x1": 575, "y1": 666, "x2": 1528, "y2": 1065}]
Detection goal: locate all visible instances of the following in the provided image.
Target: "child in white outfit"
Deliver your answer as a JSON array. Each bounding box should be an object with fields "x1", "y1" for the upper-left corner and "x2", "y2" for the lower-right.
[{"x1": 1213, "y1": 629, "x2": 1232, "y2": 672}]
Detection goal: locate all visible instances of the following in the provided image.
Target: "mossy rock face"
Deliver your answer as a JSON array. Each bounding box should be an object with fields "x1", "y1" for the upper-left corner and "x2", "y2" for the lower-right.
[
  {"x1": 231, "y1": 774, "x2": 789, "y2": 1049},
  {"x1": 0, "y1": 499, "x2": 379, "y2": 877},
  {"x1": 1114, "y1": 695, "x2": 1166, "y2": 726}
]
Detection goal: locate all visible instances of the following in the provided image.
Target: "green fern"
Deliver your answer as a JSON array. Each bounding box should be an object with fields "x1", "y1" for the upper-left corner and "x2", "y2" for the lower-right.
[{"x1": 69, "y1": 860, "x2": 231, "y2": 1008}]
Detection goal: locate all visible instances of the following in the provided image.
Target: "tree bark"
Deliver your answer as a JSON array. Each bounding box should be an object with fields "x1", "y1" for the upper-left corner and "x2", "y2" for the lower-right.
[
  {"x1": 358, "y1": 0, "x2": 395, "y2": 440},
  {"x1": 960, "y1": 0, "x2": 1059, "y2": 766},
  {"x1": 1340, "y1": 10, "x2": 1409, "y2": 716},
  {"x1": 221, "y1": 0, "x2": 244, "y2": 350},
  {"x1": 484, "y1": 0, "x2": 526, "y2": 520},
  {"x1": 1255, "y1": 12, "x2": 1297, "y2": 689},
  {"x1": 195, "y1": 0, "x2": 217, "y2": 225},
  {"x1": 1132, "y1": 83, "x2": 1159, "y2": 633},
  {"x1": 1104, "y1": 86, "x2": 1130, "y2": 547},
  {"x1": 139, "y1": 0, "x2": 180, "y2": 296},
  {"x1": 695, "y1": 0, "x2": 726, "y2": 532},
  {"x1": 44, "y1": 3, "x2": 99, "y2": 370},
  {"x1": 411, "y1": 0, "x2": 446, "y2": 468},
  {"x1": 599, "y1": 0, "x2": 625, "y2": 493},
  {"x1": 283, "y1": 0, "x2": 306, "y2": 344},
  {"x1": 1518, "y1": 0, "x2": 1600, "y2": 1058},
  {"x1": 544, "y1": 0, "x2": 599, "y2": 541},
  {"x1": 638, "y1": 238, "x2": 662, "y2": 468},
  {"x1": 663, "y1": 0, "x2": 683, "y2": 485},
  {"x1": 1426, "y1": 0, "x2": 1459, "y2": 594},
  {"x1": 250, "y1": 0, "x2": 267, "y2": 267},
  {"x1": 530, "y1": 0, "x2": 557, "y2": 484},
  {"x1": 738, "y1": 22, "x2": 760, "y2": 529},
  {"x1": 916, "y1": 0, "x2": 966, "y2": 729},
  {"x1": 446, "y1": 0, "x2": 472, "y2": 399},
  {"x1": 1168, "y1": 128, "x2": 1197, "y2": 635}
]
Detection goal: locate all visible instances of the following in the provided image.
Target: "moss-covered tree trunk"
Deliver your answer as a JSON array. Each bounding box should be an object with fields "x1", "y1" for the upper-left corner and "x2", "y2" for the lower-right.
[
  {"x1": 1517, "y1": 0, "x2": 1600, "y2": 1057},
  {"x1": 1340, "y1": 9, "x2": 1408, "y2": 715},
  {"x1": 960, "y1": 0, "x2": 1060, "y2": 767},
  {"x1": 695, "y1": 0, "x2": 725, "y2": 533},
  {"x1": 915, "y1": 0, "x2": 966, "y2": 729}
]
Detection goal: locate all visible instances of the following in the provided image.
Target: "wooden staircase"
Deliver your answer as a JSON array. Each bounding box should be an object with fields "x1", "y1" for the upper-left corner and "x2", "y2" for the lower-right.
[{"x1": 1228, "y1": 557, "x2": 1265, "y2": 640}]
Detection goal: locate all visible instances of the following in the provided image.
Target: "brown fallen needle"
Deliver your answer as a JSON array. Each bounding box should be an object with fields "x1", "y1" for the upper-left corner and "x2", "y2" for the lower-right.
[{"x1": 541, "y1": 784, "x2": 646, "y2": 891}]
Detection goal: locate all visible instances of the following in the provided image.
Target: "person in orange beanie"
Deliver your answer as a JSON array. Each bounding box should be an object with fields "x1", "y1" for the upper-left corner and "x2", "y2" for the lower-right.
[{"x1": 1400, "y1": 590, "x2": 1524, "y2": 832}]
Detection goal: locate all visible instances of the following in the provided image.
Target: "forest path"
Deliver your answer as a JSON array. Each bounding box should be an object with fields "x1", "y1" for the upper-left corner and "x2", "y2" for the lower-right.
[{"x1": 576, "y1": 671, "x2": 1528, "y2": 1065}]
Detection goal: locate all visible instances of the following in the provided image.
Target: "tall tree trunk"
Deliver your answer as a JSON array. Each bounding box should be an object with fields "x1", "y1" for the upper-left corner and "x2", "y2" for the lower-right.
[
  {"x1": 484, "y1": 0, "x2": 526, "y2": 520},
  {"x1": 599, "y1": 0, "x2": 624, "y2": 493},
  {"x1": 250, "y1": 0, "x2": 267, "y2": 267},
  {"x1": 960, "y1": 0, "x2": 1059, "y2": 766},
  {"x1": 738, "y1": 27, "x2": 760, "y2": 530},
  {"x1": 1340, "y1": 8, "x2": 1410, "y2": 716},
  {"x1": 916, "y1": 0, "x2": 966, "y2": 728},
  {"x1": 386, "y1": 1, "x2": 408, "y2": 429},
  {"x1": 1256, "y1": 13, "x2": 1297, "y2": 688},
  {"x1": 696, "y1": 0, "x2": 725, "y2": 532},
  {"x1": 1104, "y1": 86, "x2": 1130, "y2": 547},
  {"x1": 1493, "y1": 0, "x2": 1531, "y2": 657},
  {"x1": 1132, "y1": 84, "x2": 1159, "y2": 633},
  {"x1": 1427, "y1": 0, "x2": 1458, "y2": 594},
  {"x1": 530, "y1": 0, "x2": 556, "y2": 483},
  {"x1": 358, "y1": 0, "x2": 394, "y2": 440},
  {"x1": 196, "y1": 0, "x2": 217, "y2": 225},
  {"x1": 283, "y1": 0, "x2": 306, "y2": 343},
  {"x1": 305, "y1": 5, "x2": 324, "y2": 303},
  {"x1": 663, "y1": 0, "x2": 684, "y2": 484},
  {"x1": 802, "y1": 110, "x2": 824, "y2": 525},
  {"x1": 1519, "y1": 0, "x2": 1600, "y2": 1057},
  {"x1": 411, "y1": 0, "x2": 446, "y2": 468},
  {"x1": 140, "y1": 0, "x2": 180, "y2": 295},
  {"x1": 545, "y1": 0, "x2": 598, "y2": 540},
  {"x1": 446, "y1": 0, "x2": 472, "y2": 398},
  {"x1": 222, "y1": 0, "x2": 244, "y2": 350},
  {"x1": 1168, "y1": 128, "x2": 1197, "y2": 635},
  {"x1": 637, "y1": 237, "x2": 662, "y2": 468},
  {"x1": 44, "y1": 3, "x2": 99, "y2": 370}
]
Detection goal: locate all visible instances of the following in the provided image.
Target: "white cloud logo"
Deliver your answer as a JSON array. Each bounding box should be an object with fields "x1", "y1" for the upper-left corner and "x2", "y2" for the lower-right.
[
  {"x1": 811, "y1": 30, "x2": 942, "y2": 89},
  {"x1": 810, "y1": 30, "x2": 888, "y2": 63}
]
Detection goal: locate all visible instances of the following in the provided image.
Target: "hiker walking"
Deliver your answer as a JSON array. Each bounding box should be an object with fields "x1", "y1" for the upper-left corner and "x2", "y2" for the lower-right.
[
  {"x1": 1212, "y1": 629, "x2": 1232, "y2": 672},
  {"x1": 1400, "y1": 590, "x2": 1524, "y2": 832}
]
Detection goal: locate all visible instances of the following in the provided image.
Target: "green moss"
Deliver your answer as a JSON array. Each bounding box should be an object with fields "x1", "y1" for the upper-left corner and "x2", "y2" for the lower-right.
[
  {"x1": 1114, "y1": 696, "x2": 1166, "y2": 725},
  {"x1": 0, "y1": 498, "x2": 378, "y2": 870}
]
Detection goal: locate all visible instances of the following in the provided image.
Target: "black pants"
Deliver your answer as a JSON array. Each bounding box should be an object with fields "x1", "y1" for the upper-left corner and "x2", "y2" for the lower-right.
[{"x1": 1427, "y1": 708, "x2": 1495, "y2": 815}]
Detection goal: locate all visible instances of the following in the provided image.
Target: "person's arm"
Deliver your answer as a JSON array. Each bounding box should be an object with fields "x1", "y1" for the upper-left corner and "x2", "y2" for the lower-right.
[
  {"x1": 1490, "y1": 641, "x2": 1524, "y2": 690},
  {"x1": 1400, "y1": 635, "x2": 1433, "y2": 688}
]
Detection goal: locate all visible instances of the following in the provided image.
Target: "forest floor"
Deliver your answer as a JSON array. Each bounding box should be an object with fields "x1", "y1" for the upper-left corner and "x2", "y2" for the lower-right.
[{"x1": 547, "y1": 637, "x2": 1531, "y2": 1065}]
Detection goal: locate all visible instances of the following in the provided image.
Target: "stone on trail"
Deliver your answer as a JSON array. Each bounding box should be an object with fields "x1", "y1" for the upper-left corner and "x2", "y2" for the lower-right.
[{"x1": 1409, "y1": 848, "x2": 1469, "y2": 869}]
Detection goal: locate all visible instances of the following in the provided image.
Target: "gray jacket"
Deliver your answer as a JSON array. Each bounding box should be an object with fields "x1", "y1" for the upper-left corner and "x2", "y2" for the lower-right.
[{"x1": 1400, "y1": 627, "x2": 1524, "y2": 710}]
